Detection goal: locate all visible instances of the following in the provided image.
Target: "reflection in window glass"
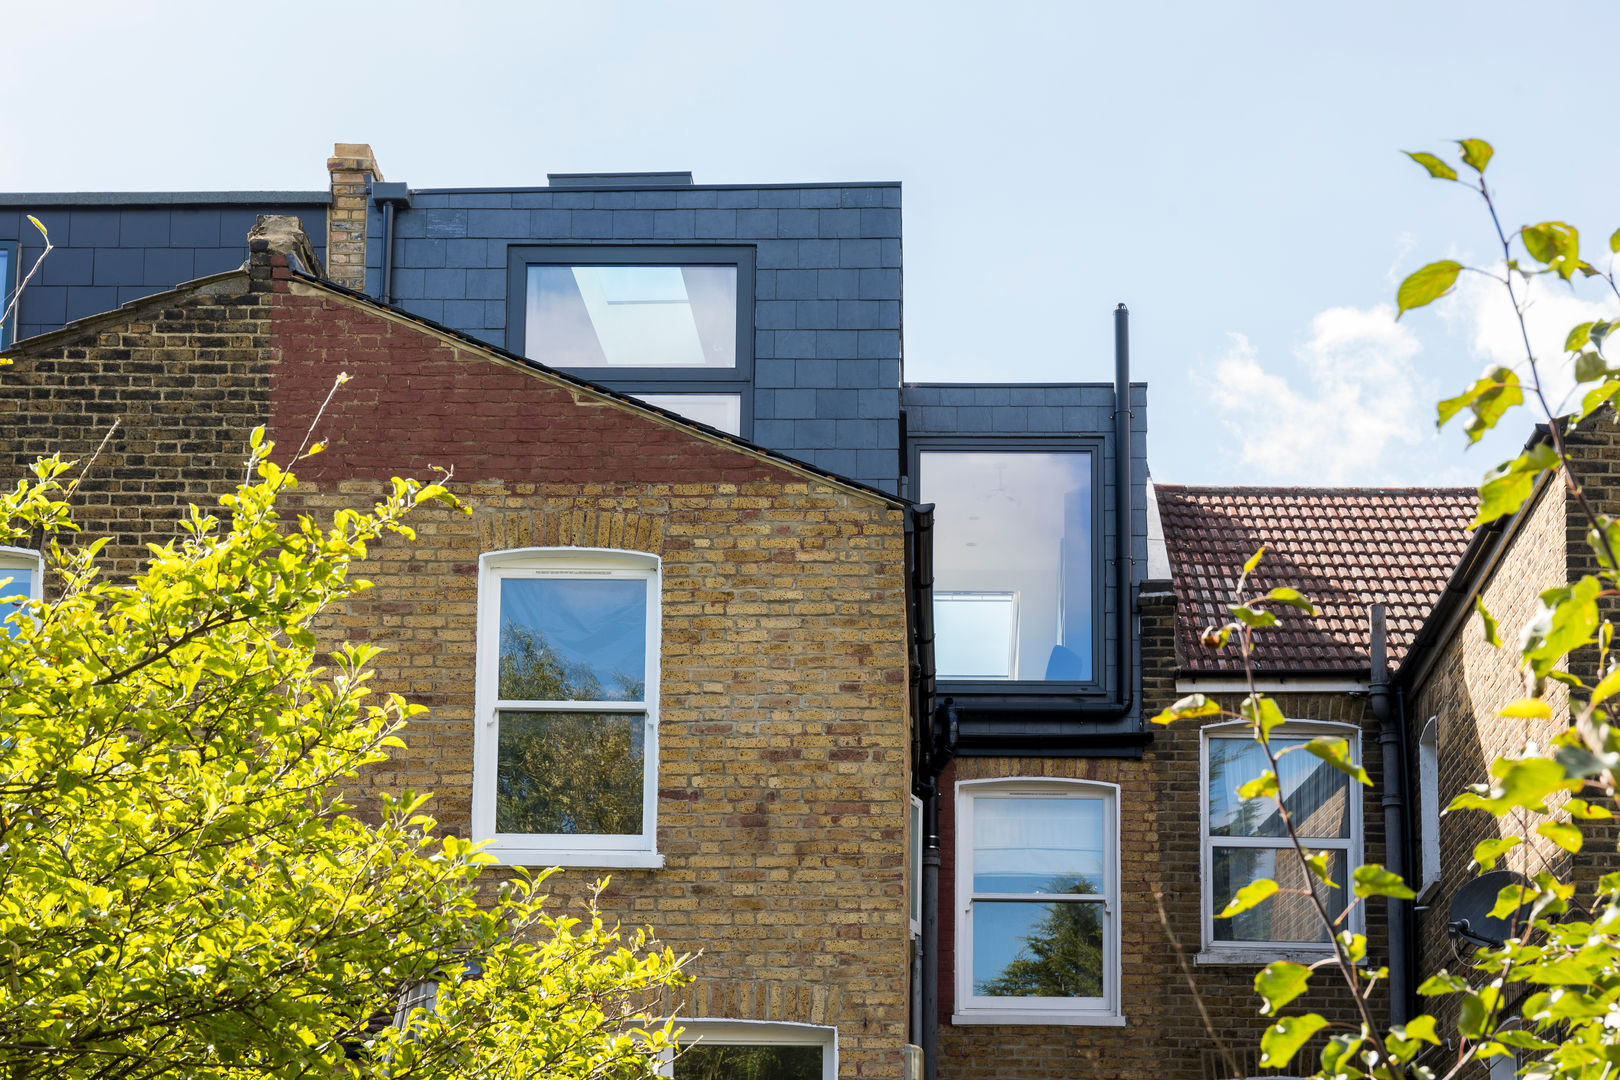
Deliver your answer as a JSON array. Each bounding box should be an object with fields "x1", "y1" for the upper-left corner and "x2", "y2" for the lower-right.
[
  {"x1": 499, "y1": 578, "x2": 646, "y2": 701},
  {"x1": 1207, "y1": 737, "x2": 1350, "y2": 840},
  {"x1": 0, "y1": 247, "x2": 10, "y2": 347},
  {"x1": 971, "y1": 797, "x2": 1103, "y2": 894},
  {"x1": 1212, "y1": 848, "x2": 1346, "y2": 943},
  {"x1": 674, "y1": 1043, "x2": 822, "y2": 1080},
  {"x1": 495, "y1": 711, "x2": 644, "y2": 835},
  {"x1": 0, "y1": 559, "x2": 36, "y2": 638},
  {"x1": 921, "y1": 451, "x2": 1092, "y2": 682},
  {"x1": 526, "y1": 264, "x2": 737, "y2": 369},
  {"x1": 628, "y1": 393, "x2": 743, "y2": 436},
  {"x1": 972, "y1": 900, "x2": 1104, "y2": 998}
]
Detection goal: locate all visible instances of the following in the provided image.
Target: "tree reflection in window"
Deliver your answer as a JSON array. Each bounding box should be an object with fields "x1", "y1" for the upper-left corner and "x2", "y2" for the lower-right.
[
  {"x1": 973, "y1": 878, "x2": 1104, "y2": 998},
  {"x1": 673, "y1": 1043, "x2": 822, "y2": 1080},
  {"x1": 495, "y1": 620, "x2": 645, "y2": 835}
]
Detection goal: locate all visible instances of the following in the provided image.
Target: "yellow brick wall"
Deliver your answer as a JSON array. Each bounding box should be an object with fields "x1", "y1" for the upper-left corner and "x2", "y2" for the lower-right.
[{"x1": 292, "y1": 476, "x2": 913, "y2": 1079}]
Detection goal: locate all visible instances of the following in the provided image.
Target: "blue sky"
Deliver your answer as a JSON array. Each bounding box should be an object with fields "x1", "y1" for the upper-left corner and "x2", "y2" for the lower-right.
[{"x1": 7, "y1": 0, "x2": 1619, "y2": 486}]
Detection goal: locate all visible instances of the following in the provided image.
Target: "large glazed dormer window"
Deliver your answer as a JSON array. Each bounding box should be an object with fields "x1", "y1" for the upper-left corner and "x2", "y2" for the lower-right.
[
  {"x1": 920, "y1": 447, "x2": 1098, "y2": 686},
  {"x1": 507, "y1": 245, "x2": 755, "y2": 437},
  {"x1": 472, "y1": 549, "x2": 661, "y2": 868}
]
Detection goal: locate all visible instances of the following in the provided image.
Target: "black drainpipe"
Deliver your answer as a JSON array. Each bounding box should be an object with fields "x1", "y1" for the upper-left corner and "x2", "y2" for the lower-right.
[
  {"x1": 371, "y1": 182, "x2": 411, "y2": 304},
  {"x1": 1111, "y1": 303, "x2": 1134, "y2": 717},
  {"x1": 1370, "y1": 604, "x2": 1410, "y2": 1024}
]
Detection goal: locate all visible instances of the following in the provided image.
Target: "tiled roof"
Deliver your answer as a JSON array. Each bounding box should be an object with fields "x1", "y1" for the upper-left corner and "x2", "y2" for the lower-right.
[{"x1": 1155, "y1": 485, "x2": 1477, "y2": 674}]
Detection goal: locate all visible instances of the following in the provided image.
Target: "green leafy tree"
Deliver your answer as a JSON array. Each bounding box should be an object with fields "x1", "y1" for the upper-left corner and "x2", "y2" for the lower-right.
[
  {"x1": 1155, "y1": 140, "x2": 1620, "y2": 1079},
  {"x1": 0, "y1": 429, "x2": 689, "y2": 1079}
]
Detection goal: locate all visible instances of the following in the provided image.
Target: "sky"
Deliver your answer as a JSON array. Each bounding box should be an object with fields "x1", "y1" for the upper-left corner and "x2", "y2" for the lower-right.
[{"x1": 5, "y1": 0, "x2": 1619, "y2": 487}]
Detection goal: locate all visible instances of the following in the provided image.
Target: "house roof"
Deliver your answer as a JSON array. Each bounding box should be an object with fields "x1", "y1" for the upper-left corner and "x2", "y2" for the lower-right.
[{"x1": 1155, "y1": 485, "x2": 1477, "y2": 675}]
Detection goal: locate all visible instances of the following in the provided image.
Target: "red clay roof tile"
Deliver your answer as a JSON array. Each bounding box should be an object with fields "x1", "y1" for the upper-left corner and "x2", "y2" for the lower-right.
[{"x1": 1155, "y1": 485, "x2": 1476, "y2": 674}]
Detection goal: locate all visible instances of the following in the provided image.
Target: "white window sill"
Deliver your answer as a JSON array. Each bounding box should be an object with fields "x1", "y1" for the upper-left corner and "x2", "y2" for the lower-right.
[
  {"x1": 1195, "y1": 948, "x2": 1335, "y2": 966},
  {"x1": 482, "y1": 847, "x2": 665, "y2": 870},
  {"x1": 951, "y1": 1011, "x2": 1125, "y2": 1028}
]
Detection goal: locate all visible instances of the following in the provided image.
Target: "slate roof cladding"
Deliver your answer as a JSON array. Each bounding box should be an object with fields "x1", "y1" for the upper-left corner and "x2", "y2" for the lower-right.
[{"x1": 1156, "y1": 485, "x2": 1477, "y2": 674}]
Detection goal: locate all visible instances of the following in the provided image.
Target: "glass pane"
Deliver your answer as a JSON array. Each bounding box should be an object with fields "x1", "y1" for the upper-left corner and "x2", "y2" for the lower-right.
[
  {"x1": 499, "y1": 577, "x2": 646, "y2": 702},
  {"x1": 1208, "y1": 736, "x2": 1351, "y2": 839},
  {"x1": 495, "y1": 711, "x2": 644, "y2": 835},
  {"x1": 0, "y1": 561, "x2": 35, "y2": 638},
  {"x1": 674, "y1": 1043, "x2": 822, "y2": 1080},
  {"x1": 526, "y1": 264, "x2": 737, "y2": 369},
  {"x1": 628, "y1": 393, "x2": 743, "y2": 436},
  {"x1": 1211, "y1": 846, "x2": 1346, "y2": 943},
  {"x1": 933, "y1": 592, "x2": 1016, "y2": 678},
  {"x1": 921, "y1": 451, "x2": 1092, "y2": 682},
  {"x1": 972, "y1": 796, "x2": 1104, "y2": 894},
  {"x1": 972, "y1": 900, "x2": 1104, "y2": 998}
]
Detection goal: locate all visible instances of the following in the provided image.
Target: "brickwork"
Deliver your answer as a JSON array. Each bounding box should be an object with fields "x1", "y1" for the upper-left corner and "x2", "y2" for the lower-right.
[
  {"x1": 935, "y1": 592, "x2": 1388, "y2": 1079},
  {"x1": 1406, "y1": 472, "x2": 1569, "y2": 1028},
  {"x1": 2, "y1": 258, "x2": 914, "y2": 1079},
  {"x1": 326, "y1": 143, "x2": 383, "y2": 292}
]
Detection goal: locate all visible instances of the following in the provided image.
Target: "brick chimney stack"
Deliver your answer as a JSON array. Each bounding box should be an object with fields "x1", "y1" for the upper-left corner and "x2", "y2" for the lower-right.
[{"x1": 326, "y1": 143, "x2": 382, "y2": 293}]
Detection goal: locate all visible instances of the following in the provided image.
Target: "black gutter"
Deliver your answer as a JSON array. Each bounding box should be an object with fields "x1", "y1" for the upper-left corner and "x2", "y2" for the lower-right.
[{"x1": 1369, "y1": 605, "x2": 1410, "y2": 1024}]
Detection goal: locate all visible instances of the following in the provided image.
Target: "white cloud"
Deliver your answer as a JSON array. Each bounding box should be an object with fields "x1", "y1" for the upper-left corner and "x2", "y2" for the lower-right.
[
  {"x1": 1207, "y1": 259, "x2": 1620, "y2": 486},
  {"x1": 1207, "y1": 305, "x2": 1443, "y2": 484}
]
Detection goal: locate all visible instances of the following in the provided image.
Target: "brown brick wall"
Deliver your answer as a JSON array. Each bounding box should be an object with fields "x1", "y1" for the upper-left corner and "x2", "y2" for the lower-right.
[
  {"x1": 1407, "y1": 470, "x2": 1569, "y2": 1027},
  {"x1": 936, "y1": 593, "x2": 1388, "y2": 1080},
  {"x1": 2, "y1": 263, "x2": 915, "y2": 1079}
]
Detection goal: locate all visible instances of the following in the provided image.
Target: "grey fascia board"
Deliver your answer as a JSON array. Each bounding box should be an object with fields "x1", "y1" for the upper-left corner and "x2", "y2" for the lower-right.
[
  {"x1": 0, "y1": 191, "x2": 331, "y2": 207},
  {"x1": 902, "y1": 381, "x2": 1147, "y2": 390},
  {"x1": 407, "y1": 181, "x2": 901, "y2": 194}
]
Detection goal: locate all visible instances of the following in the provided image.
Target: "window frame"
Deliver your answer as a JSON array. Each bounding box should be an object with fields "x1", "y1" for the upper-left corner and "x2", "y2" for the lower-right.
[
  {"x1": 505, "y1": 244, "x2": 756, "y2": 437},
  {"x1": 1417, "y1": 716, "x2": 1441, "y2": 900},
  {"x1": 0, "y1": 239, "x2": 18, "y2": 350},
  {"x1": 953, "y1": 777, "x2": 1123, "y2": 1026},
  {"x1": 659, "y1": 1020, "x2": 836, "y2": 1080},
  {"x1": 910, "y1": 437, "x2": 1107, "y2": 696},
  {"x1": 1198, "y1": 719, "x2": 1365, "y2": 963},
  {"x1": 910, "y1": 793, "x2": 924, "y2": 938},
  {"x1": 471, "y1": 547, "x2": 662, "y2": 868}
]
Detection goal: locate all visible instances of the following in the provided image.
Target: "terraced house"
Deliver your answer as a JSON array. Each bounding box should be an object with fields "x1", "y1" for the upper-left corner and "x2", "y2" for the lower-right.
[{"x1": 5, "y1": 141, "x2": 1571, "y2": 1080}]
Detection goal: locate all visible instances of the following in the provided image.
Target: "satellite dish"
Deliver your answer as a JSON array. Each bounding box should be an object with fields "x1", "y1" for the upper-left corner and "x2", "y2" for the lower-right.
[{"x1": 1448, "y1": 870, "x2": 1533, "y2": 949}]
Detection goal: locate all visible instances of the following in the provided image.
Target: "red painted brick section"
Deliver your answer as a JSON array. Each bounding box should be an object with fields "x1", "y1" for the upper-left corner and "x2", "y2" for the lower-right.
[{"x1": 267, "y1": 285, "x2": 795, "y2": 488}]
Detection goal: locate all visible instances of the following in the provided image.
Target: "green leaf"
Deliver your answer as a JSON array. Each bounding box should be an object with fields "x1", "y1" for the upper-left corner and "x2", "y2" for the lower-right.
[
  {"x1": 1228, "y1": 603, "x2": 1276, "y2": 628},
  {"x1": 1238, "y1": 771, "x2": 1279, "y2": 800},
  {"x1": 1568, "y1": 321, "x2": 1597, "y2": 352},
  {"x1": 1576, "y1": 350, "x2": 1610, "y2": 384},
  {"x1": 1537, "y1": 820, "x2": 1583, "y2": 853},
  {"x1": 1579, "y1": 379, "x2": 1620, "y2": 423},
  {"x1": 1404, "y1": 150, "x2": 1459, "y2": 181},
  {"x1": 1217, "y1": 878, "x2": 1279, "y2": 918},
  {"x1": 1457, "y1": 138, "x2": 1493, "y2": 173},
  {"x1": 1319, "y1": 1034, "x2": 1365, "y2": 1077},
  {"x1": 1438, "y1": 366, "x2": 1523, "y2": 444},
  {"x1": 1472, "y1": 836, "x2": 1520, "y2": 871},
  {"x1": 1395, "y1": 1013, "x2": 1441, "y2": 1046},
  {"x1": 1488, "y1": 881, "x2": 1533, "y2": 919},
  {"x1": 1472, "y1": 443, "x2": 1558, "y2": 530},
  {"x1": 1149, "y1": 693, "x2": 1222, "y2": 726},
  {"x1": 1254, "y1": 960, "x2": 1311, "y2": 1016},
  {"x1": 1495, "y1": 1028, "x2": 1556, "y2": 1051},
  {"x1": 1499, "y1": 697, "x2": 1551, "y2": 719},
  {"x1": 1521, "y1": 575, "x2": 1603, "y2": 678},
  {"x1": 1243, "y1": 546, "x2": 1266, "y2": 574},
  {"x1": 1611, "y1": 226, "x2": 1620, "y2": 255},
  {"x1": 1338, "y1": 931, "x2": 1367, "y2": 963},
  {"x1": 27, "y1": 214, "x2": 48, "y2": 241},
  {"x1": 1476, "y1": 597, "x2": 1502, "y2": 647},
  {"x1": 1303, "y1": 850, "x2": 1334, "y2": 883},
  {"x1": 1265, "y1": 586, "x2": 1317, "y2": 614},
  {"x1": 1418, "y1": 971, "x2": 1469, "y2": 995},
  {"x1": 1566, "y1": 797, "x2": 1612, "y2": 820},
  {"x1": 1304, "y1": 736, "x2": 1372, "y2": 786},
  {"x1": 1458, "y1": 991, "x2": 1489, "y2": 1039},
  {"x1": 1522, "y1": 221, "x2": 1582, "y2": 281},
  {"x1": 1352, "y1": 863, "x2": 1417, "y2": 900},
  {"x1": 1397, "y1": 259, "x2": 1464, "y2": 318},
  {"x1": 1241, "y1": 694, "x2": 1288, "y2": 740},
  {"x1": 1260, "y1": 1013, "x2": 1330, "y2": 1069}
]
